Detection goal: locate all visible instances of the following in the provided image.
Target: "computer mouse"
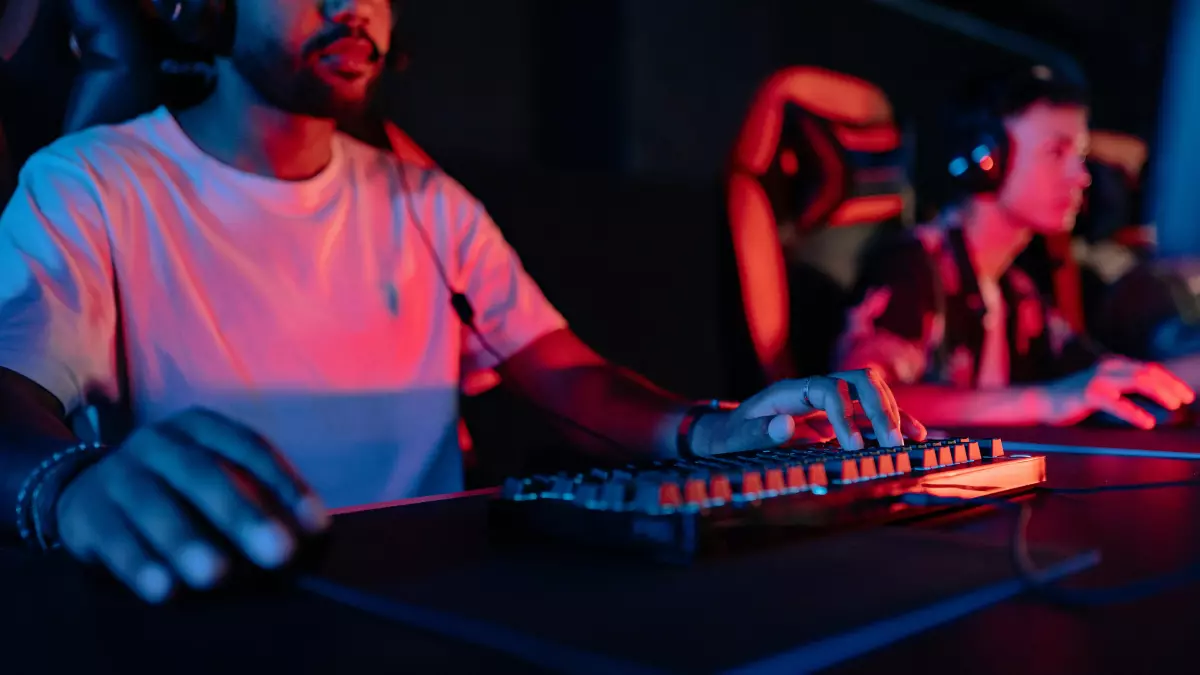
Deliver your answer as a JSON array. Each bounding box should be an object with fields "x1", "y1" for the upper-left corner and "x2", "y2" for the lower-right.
[{"x1": 1088, "y1": 394, "x2": 1192, "y2": 428}]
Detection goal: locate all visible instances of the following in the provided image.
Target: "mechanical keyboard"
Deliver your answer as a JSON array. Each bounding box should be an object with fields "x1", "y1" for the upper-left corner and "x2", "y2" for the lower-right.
[{"x1": 491, "y1": 437, "x2": 1044, "y2": 563}]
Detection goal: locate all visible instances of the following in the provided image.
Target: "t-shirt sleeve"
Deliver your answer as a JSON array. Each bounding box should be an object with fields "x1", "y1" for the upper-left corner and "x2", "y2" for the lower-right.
[
  {"x1": 835, "y1": 235, "x2": 941, "y2": 384},
  {"x1": 0, "y1": 150, "x2": 119, "y2": 413},
  {"x1": 441, "y1": 177, "x2": 567, "y2": 377}
]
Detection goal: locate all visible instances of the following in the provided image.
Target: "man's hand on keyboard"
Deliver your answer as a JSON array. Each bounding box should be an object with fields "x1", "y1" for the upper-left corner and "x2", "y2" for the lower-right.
[
  {"x1": 54, "y1": 407, "x2": 330, "y2": 603},
  {"x1": 692, "y1": 368, "x2": 928, "y2": 456}
]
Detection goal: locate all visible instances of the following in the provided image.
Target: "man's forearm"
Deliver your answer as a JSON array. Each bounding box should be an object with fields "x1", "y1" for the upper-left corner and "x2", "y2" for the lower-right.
[
  {"x1": 517, "y1": 362, "x2": 690, "y2": 462},
  {"x1": 496, "y1": 329, "x2": 693, "y2": 463},
  {"x1": 0, "y1": 368, "x2": 79, "y2": 540},
  {"x1": 891, "y1": 383, "x2": 1052, "y2": 427}
]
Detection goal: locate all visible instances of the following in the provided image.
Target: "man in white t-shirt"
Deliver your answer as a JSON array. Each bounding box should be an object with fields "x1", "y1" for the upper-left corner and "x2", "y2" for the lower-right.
[{"x1": 0, "y1": 0, "x2": 922, "y2": 603}]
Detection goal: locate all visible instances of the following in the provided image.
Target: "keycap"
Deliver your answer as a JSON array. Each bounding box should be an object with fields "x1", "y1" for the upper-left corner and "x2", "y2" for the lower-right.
[
  {"x1": 909, "y1": 448, "x2": 938, "y2": 470},
  {"x1": 806, "y1": 463, "x2": 829, "y2": 487},
  {"x1": 502, "y1": 477, "x2": 537, "y2": 501},
  {"x1": 601, "y1": 478, "x2": 630, "y2": 510},
  {"x1": 952, "y1": 443, "x2": 968, "y2": 464},
  {"x1": 574, "y1": 481, "x2": 601, "y2": 508},
  {"x1": 763, "y1": 467, "x2": 786, "y2": 495},
  {"x1": 631, "y1": 477, "x2": 666, "y2": 512},
  {"x1": 982, "y1": 438, "x2": 1005, "y2": 458},
  {"x1": 966, "y1": 441, "x2": 982, "y2": 461},
  {"x1": 709, "y1": 473, "x2": 733, "y2": 504},
  {"x1": 894, "y1": 452, "x2": 913, "y2": 473},
  {"x1": 733, "y1": 470, "x2": 765, "y2": 501},
  {"x1": 824, "y1": 458, "x2": 860, "y2": 484},
  {"x1": 543, "y1": 474, "x2": 577, "y2": 500},
  {"x1": 877, "y1": 453, "x2": 896, "y2": 475},
  {"x1": 683, "y1": 477, "x2": 709, "y2": 507},
  {"x1": 858, "y1": 456, "x2": 879, "y2": 480},
  {"x1": 937, "y1": 444, "x2": 954, "y2": 466},
  {"x1": 785, "y1": 465, "x2": 808, "y2": 491}
]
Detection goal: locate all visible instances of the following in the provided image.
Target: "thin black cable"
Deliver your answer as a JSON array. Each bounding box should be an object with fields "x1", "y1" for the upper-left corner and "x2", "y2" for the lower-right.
[
  {"x1": 903, "y1": 480, "x2": 1200, "y2": 607},
  {"x1": 396, "y1": 167, "x2": 641, "y2": 456}
]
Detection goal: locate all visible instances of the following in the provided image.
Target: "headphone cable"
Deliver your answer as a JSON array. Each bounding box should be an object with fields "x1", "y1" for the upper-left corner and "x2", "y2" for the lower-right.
[{"x1": 396, "y1": 166, "x2": 644, "y2": 457}]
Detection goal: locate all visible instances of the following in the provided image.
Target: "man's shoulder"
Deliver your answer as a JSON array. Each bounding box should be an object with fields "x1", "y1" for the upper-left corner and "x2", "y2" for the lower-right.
[{"x1": 22, "y1": 108, "x2": 174, "y2": 179}]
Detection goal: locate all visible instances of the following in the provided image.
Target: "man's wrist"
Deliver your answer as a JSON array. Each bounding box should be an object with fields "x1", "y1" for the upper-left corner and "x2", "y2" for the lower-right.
[
  {"x1": 15, "y1": 442, "x2": 109, "y2": 551},
  {"x1": 1030, "y1": 383, "x2": 1076, "y2": 425}
]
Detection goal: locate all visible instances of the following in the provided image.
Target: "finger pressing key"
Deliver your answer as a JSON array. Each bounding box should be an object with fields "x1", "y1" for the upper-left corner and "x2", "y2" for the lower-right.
[{"x1": 835, "y1": 369, "x2": 902, "y2": 447}]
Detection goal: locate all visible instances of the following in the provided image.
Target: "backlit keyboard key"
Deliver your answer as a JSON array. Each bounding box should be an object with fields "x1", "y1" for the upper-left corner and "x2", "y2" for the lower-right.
[
  {"x1": 709, "y1": 474, "x2": 733, "y2": 504},
  {"x1": 937, "y1": 445, "x2": 954, "y2": 466},
  {"x1": 785, "y1": 465, "x2": 808, "y2": 491},
  {"x1": 877, "y1": 453, "x2": 896, "y2": 475},
  {"x1": 909, "y1": 448, "x2": 938, "y2": 470},
  {"x1": 807, "y1": 463, "x2": 829, "y2": 487},
  {"x1": 763, "y1": 468, "x2": 786, "y2": 495},
  {"x1": 894, "y1": 452, "x2": 912, "y2": 473},
  {"x1": 601, "y1": 479, "x2": 630, "y2": 509},
  {"x1": 683, "y1": 478, "x2": 709, "y2": 507},
  {"x1": 953, "y1": 444, "x2": 968, "y2": 464},
  {"x1": 657, "y1": 482, "x2": 683, "y2": 511},
  {"x1": 736, "y1": 471, "x2": 765, "y2": 500},
  {"x1": 967, "y1": 442, "x2": 982, "y2": 461},
  {"x1": 858, "y1": 456, "x2": 879, "y2": 480},
  {"x1": 983, "y1": 439, "x2": 1005, "y2": 458},
  {"x1": 824, "y1": 458, "x2": 860, "y2": 484}
]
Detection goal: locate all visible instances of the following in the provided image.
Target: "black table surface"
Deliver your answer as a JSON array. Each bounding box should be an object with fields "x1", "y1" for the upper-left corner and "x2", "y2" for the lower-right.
[{"x1": 3, "y1": 426, "x2": 1200, "y2": 674}]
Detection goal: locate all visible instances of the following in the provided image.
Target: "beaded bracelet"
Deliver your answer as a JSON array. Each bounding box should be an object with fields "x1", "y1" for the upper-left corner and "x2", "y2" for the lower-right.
[{"x1": 15, "y1": 442, "x2": 108, "y2": 551}]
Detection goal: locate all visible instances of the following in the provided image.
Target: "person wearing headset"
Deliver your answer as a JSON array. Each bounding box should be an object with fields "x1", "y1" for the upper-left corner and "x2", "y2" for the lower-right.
[
  {"x1": 835, "y1": 65, "x2": 1194, "y2": 429},
  {"x1": 0, "y1": 0, "x2": 924, "y2": 603}
]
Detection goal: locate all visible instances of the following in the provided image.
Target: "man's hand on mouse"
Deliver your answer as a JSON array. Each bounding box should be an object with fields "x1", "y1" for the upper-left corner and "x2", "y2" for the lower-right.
[
  {"x1": 1043, "y1": 356, "x2": 1196, "y2": 429},
  {"x1": 689, "y1": 368, "x2": 928, "y2": 456},
  {"x1": 54, "y1": 407, "x2": 330, "y2": 603}
]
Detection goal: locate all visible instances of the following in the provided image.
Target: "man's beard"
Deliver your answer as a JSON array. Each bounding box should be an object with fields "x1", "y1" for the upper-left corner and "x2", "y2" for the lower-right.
[{"x1": 229, "y1": 39, "x2": 381, "y2": 121}]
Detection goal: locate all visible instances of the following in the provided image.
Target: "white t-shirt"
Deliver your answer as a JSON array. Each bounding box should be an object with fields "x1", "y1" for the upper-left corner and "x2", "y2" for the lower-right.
[{"x1": 0, "y1": 107, "x2": 566, "y2": 508}]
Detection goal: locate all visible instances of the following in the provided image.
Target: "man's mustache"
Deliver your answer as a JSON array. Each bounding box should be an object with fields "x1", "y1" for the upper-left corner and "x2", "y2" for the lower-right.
[{"x1": 305, "y1": 24, "x2": 382, "y2": 62}]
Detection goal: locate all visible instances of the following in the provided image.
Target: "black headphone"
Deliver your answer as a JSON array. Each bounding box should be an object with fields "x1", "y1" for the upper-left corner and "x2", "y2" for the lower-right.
[
  {"x1": 146, "y1": 0, "x2": 408, "y2": 70},
  {"x1": 944, "y1": 64, "x2": 1081, "y2": 195}
]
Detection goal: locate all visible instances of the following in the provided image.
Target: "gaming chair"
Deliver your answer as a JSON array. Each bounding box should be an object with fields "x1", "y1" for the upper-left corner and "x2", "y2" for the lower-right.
[{"x1": 726, "y1": 66, "x2": 911, "y2": 389}]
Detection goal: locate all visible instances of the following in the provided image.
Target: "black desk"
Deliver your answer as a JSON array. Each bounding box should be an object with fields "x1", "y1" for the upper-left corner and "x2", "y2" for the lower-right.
[{"x1": 3, "y1": 428, "x2": 1199, "y2": 674}]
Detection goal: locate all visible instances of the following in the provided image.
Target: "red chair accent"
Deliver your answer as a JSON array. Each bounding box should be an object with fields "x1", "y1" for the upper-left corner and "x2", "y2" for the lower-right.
[{"x1": 727, "y1": 66, "x2": 908, "y2": 382}]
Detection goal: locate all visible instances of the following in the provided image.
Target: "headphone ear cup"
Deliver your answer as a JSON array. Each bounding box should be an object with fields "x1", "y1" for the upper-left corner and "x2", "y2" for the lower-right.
[{"x1": 945, "y1": 116, "x2": 1009, "y2": 195}]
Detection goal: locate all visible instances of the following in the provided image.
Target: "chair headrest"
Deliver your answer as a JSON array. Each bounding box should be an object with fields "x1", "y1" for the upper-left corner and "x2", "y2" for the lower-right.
[{"x1": 730, "y1": 66, "x2": 910, "y2": 232}]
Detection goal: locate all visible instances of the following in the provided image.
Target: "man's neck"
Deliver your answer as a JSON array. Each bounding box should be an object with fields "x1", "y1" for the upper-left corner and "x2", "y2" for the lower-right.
[
  {"x1": 959, "y1": 198, "x2": 1033, "y2": 282},
  {"x1": 174, "y1": 63, "x2": 337, "y2": 181}
]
